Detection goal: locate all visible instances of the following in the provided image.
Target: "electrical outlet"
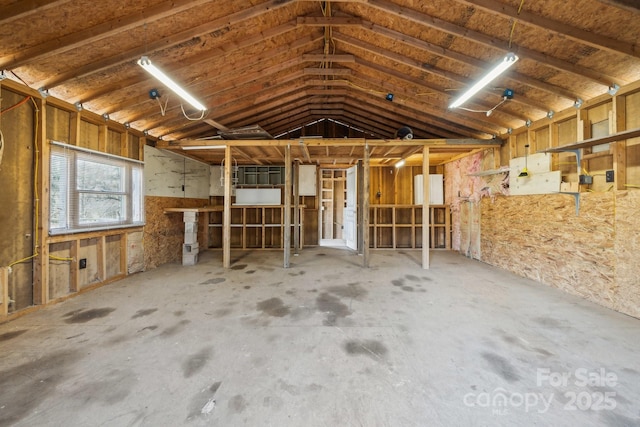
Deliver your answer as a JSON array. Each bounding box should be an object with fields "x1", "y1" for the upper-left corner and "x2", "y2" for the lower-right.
[
  {"x1": 579, "y1": 174, "x2": 593, "y2": 185},
  {"x1": 606, "y1": 170, "x2": 614, "y2": 183},
  {"x1": 79, "y1": 258, "x2": 87, "y2": 269}
]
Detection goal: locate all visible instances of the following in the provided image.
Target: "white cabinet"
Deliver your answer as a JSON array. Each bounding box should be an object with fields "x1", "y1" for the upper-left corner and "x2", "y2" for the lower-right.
[
  {"x1": 413, "y1": 174, "x2": 444, "y2": 205},
  {"x1": 298, "y1": 165, "x2": 317, "y2": 196}
]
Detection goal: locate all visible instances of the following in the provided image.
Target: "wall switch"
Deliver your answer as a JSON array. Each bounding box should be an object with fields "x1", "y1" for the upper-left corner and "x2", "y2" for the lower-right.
[
  {"x1": 579, "y1": 174, "x2": 593, "y2": 185},
  {"x1": 606, "y1": 170, "x2": 614, "y2": 183},
  {"x1": 79, "y1": 258, "x2": 87, "y2": 269}
]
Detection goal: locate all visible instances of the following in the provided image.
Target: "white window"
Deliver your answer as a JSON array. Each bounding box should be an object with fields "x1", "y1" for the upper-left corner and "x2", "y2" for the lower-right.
[{"x1": 49, "y1": 141, "x2": 144, "y2": 235}]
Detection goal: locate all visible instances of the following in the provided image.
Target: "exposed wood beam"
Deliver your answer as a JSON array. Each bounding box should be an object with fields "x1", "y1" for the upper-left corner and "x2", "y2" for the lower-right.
[
  {"x1": 366, "y1": 0, "x2": 620, "y2": 87},
  {"x1": 42, "y1": 0, "x2": 296, "y2": 89},
  {"x1": 0, "y1": 0, "x2": 65, "y2": 23},
  {"x1": 304, "y1": 68, "x2": 352, "y2": 75},
  {"x1": 301, "y1": 54, "x2": 355, "y2": 62},
  {"x1": 0, "y1": 0, "x2": 213, "y2": 69},
  {"x1": 355, "y1": 16, "x2": 584, "y2": 101},
  {"x1": 335, "y1": 32, "x2": 551, "y2": 113},
  {"x1": 79, "y1": 22, "x2": 307, "y2": 104},
  {"x1": 297, "y1": 16, "x2": 363, "y2": 26},
  {"x1": 455, "y1": 0, "x2": 639, "y2": 59},
  {"x1": 583, "y1": 0, "x2": 640, "y2": 14}
]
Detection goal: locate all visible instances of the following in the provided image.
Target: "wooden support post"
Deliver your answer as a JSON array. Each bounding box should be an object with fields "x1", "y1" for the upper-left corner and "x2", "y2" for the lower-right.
[
  {"x1": 98, "y1": 235, "x2": 107, "y2": 281},
  {"x1": 363, "y1": 145, "x2": 370, "y2": 267},
  {"x1": 33, "y1": 97, "x2": 49, "y2": 305},
  {"x1": 70, "y1": 239, "x2": 80, "y2": 292},
  {"x1": 422, "y1": 146, "x2": 430, "y2": 269},
  {"x1": 357, "y1": 160, "x2": 364, "y2": 254},
  {"x1": 120, "y1": 233, "x2": 128, "y2": 276},
  {"x1": 612, "y1": 96, "x2": 627, "y2": 190},
  {"x1": 1, "y1": 267, "x2": 9, "y2": 317},
  {"x1": 294, "y1": 161, "x2": 300, "y2": 254},
  {"x1": 284, "y1": 145, "x2": 292, "y2": 268},
  {"x1": 223, "y1": 146, "x2": 231, "y2": 268}
]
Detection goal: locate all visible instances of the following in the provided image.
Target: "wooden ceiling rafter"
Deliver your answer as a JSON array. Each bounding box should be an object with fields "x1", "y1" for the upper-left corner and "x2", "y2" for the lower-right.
[
  {"x1": 454, "y1": 0, "x2": 639, "y2": 59},
  {"x1": 0, "y1": 0, "x2": 213, "y2": 70},
  {"x1": 0, "y1": 0, "x2": 67, "y2": 23},
  {"x1": 336, "y1": 32, "x2": 552, "y2": 114},
  {"x1": 79, "y1": 21, "x2": 310, "y2": 105},
  {"x1": 40, "y1": 0, "x2": 299, "y2": 90},
  {"x1": 352, "y1": 16, "x2": 585, "y2": 101},
  {"x1": 365, "y1": 0, "x2": 620, "y2": 87}
]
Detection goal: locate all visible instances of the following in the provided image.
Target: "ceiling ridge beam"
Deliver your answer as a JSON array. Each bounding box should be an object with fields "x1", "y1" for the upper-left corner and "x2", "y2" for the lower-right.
[
  {"x1": 41, "y1": 0, "x2": 297, "y2": 89},
  {"x1": 454, "y1": 0, "x2": 639, "y2": 59},
  {"x1": 366, "y1": 0, "x2": 621, "y2": 87}
]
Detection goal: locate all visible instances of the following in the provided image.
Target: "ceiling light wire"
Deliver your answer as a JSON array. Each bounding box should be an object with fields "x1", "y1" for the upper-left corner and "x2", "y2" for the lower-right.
[{"x1": 508, "y1": 0, "x2": 526, "y2": 48}]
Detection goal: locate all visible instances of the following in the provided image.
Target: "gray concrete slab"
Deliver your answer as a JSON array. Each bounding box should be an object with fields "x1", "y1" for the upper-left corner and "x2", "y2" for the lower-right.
[{"x1": 0, "y1": 248, "x2": 639, "y2": 427}]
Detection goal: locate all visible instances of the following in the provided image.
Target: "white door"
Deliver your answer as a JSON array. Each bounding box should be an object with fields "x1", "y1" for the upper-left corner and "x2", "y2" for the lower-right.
[{"x1": 344, "y1": 166, "x2": 357, "y2": 250}]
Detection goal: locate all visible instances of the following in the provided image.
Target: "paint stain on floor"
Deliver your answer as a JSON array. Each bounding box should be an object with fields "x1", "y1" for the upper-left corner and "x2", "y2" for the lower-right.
[
  {"x1": 131, "y1": 308, "x2": 157, "y2": 319},
  {"x1": 257, "y1": 298, "x2": 290, "y2": 317},
  {"x1": 64, "y1": 308, "x2": 116, "y2": 324},
  {"x1": 343, "y1": 339, "x2": 388, "y2": 359}
]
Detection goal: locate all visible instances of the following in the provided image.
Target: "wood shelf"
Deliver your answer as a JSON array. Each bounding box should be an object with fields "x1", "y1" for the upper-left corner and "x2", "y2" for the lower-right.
[
  {"x1": 368, "y1": 205, "x2": 451, "y2": 250},
  {"x1": 208, "y1": 205, "x2": 304, "y2": 250},
  {"x1": 542, "y1": 127, "x2": 640, "y2": 152}
]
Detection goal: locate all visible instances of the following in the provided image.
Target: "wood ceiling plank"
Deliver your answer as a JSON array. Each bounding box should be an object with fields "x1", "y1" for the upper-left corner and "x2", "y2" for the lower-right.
[
  {"x1": 77, "y1": 21, "x2": 306, "y2": 103},
  {"x1": 359, "y1": 18, "x2": 584, "y2": 101},
  {"x1": 366, "y1": 0, "x2": 620, "y2": 87},
  {"x1": 42, "y1": 0, "x2": 297, "y2": 89},
  {"x1": 455, "y1": 0, "x2": 639, "y2": 58},
  {"x1": 0, "y1": 0, "x2": 213, "y2": 69},
  {"x1": 301, "y1": 54, "x2": 355, "y2": 62},
  {"x1": 0, "y1": 0, "x2": 65, "y2": 23},
  {"x1": 593, "y1": 0, "x2": 640, "y2": 13},
  {"x1": 336, "y1": 32, "x2": 551, "y2": 113},
  {"x1": 303, "y1": 68, "x2": 352, "y2": 75}
]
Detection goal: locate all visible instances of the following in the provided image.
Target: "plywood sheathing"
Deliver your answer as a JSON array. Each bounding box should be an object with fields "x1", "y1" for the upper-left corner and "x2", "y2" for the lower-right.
[
  {"x1": 480, "y1": 192, "x2": 639, "y2": 319},
  {"x1": 144, "y1": 196, "x2": 209, "y2": 270},
  {"x1": 613, "y1": 190, "x2": 640, "y2": 317}
]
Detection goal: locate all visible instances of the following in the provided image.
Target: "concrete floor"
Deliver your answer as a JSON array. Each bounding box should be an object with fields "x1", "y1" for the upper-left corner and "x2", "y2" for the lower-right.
[{"x1": 0, "y1": 248, "x2": 639, "y2": 427}]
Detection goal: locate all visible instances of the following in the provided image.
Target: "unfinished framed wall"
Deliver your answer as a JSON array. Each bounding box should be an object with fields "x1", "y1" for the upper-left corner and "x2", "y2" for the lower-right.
[
  {"x1": 0, "y1": 80, "x2": 148, "y2": 320},
  {"x1": 446, "y1": 80, "x2": 640, "y2": 319}
]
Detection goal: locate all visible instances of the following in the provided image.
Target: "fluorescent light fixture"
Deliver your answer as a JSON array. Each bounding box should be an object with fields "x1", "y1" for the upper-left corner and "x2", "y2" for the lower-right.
[
  {"x1": 395, "y1": 159, "x2": 406, "y2": 168},
  {"x1": 182, "y1": 145, "x2": 226, "y2": 150},
  {"x1": 138, "y1": 56, "x2": 207, "y2": 111},
  {"x1": 449, "y1": 53, "x2": 519, "y2": 109}
]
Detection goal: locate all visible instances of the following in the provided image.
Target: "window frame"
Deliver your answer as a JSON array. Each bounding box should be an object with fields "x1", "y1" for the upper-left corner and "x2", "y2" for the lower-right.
[{"x1": 49, "y1": 141, "x2": 145, "y2": 235}]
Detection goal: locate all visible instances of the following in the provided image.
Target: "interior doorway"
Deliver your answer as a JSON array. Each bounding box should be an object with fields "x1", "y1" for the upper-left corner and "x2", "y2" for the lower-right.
[{"x1": 319, "y1": 166, "x2": 357, "y2": 249}]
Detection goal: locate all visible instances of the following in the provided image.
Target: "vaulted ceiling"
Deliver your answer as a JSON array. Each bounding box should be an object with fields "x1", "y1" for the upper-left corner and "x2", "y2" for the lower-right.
[{"x1": 2, "y1": 0, "x2": 639, "y2": 162}]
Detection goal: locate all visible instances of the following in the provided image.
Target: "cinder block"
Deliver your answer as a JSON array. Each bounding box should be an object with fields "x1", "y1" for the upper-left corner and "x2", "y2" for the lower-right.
[
  {"x1": 183, "y1": 243, "x2": 199, "y2": 254},
  {"x1": 184, "y1": 222, "x2": 197, "y2": 233},
  {"x1": 184, "y1": 232, "x2": 198, "y2": 244},
  {"x1": 183, "y1": 212, "x2": 198, "y2": 222},
  {"x1": 182, "y1": 252, "x2": 199, "y2": 266}
]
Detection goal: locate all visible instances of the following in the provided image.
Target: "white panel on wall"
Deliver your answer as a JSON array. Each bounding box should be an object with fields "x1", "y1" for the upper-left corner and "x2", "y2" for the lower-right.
[
  {"x1": 509, "y1": 153, "x2": 560, "y2": 195},
  {"x1": 298, "y1": 165, "x2": 317, "y2": 196},
  {"x1": 235, "y1": 188, "x2": 281, "y2": 205},
  {"x1": 414, "y1": 174, "x2": 444, "y2": 205},
  {"x1": 144, "y1": 145, "x2": 210, "y2": 199}
]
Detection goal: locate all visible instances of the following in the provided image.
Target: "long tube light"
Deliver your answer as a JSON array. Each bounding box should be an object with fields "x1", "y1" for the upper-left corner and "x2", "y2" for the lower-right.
[
  {"x1": 138, "y1": 56, "x2": 207, "y2": 111},
  {"x1": 449, "y1": 53, "x2": 519, "y2": 109}
]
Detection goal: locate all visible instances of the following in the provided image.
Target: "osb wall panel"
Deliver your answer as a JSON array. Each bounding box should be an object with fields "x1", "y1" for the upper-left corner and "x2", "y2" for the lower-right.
[
  {"x1": 481, "y1": 192, "x2": 640, "y2": 319},
  {"x1": 613, "y1": 191, "x2": 640, "y2": 317},
  {"x1": 144, "y1": 196, "x2": 208, "y2": 270}
]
